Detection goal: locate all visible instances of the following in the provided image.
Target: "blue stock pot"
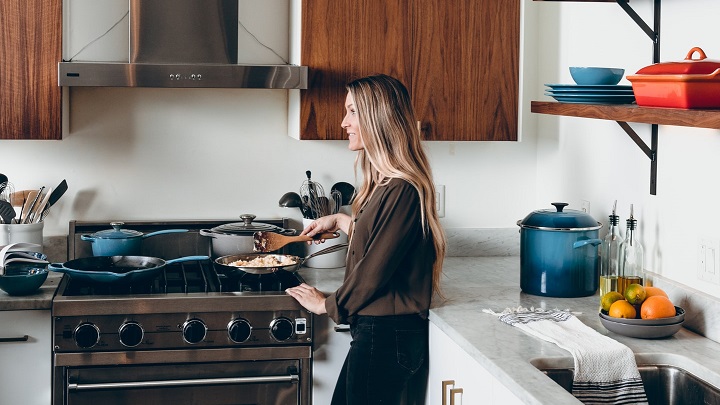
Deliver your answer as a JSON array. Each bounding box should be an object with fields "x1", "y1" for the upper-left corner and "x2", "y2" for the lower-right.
[{"x1": 517, "y1": 202, "x2": 603, "y2": 297}]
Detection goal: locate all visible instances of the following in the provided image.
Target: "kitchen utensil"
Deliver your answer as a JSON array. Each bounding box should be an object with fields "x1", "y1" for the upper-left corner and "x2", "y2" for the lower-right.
[
  {"x1": 48, "y1": 255, "x2": 209, "y2": 284},
  {"x1": 300, "y1": 170, "x2": 326, "y2": 219},
  {"x1": 28, "y1": 187, "x2": 52, "y2": 224},
  {"x1": 0, "y1": 173, "x2": 7, "y2": 194},
  {"x1": 0, "y1": 252, "x2": 49, "y2": 296},
  {"x1": 80, "y1": 222, "x2": 189, "y2": 256},
  {"x1": 569, "y1": 67, "x2": 625, "y2": 86},
  {"x1": 599, "y1": 306, "x2": 684, "y2": 326},
  {"x1": 199, "y1": 214, "x2": 296, "y2": 258},
  {"x1": 214, "y1": 242, "x2": 349, "y2": 276},
  {"x1": 278, "y1": 191, "x2": 303, "y2": 208},
  {"x1": 39, "y1": 179, "x2": 68, "y2": 221},
  {"x1": 9, "y1": 189, "x2": 31, "y2": 207},
  {"x1": 0, "y1": 201, "x2": 16, "y2": 224},
  {"x1": 21, "y1": 187, "x2": 45, "y2": 224},
  {"x1": 331, "y1": 181, "x2": 355, "y2": 205},
  {"x1": 330, "y1": 189, "x2": 342, "y2": 214},
  {"x1": 627, "y1": 47, "x2": 720, "y2": 108},
  {"x1": 253, "y1": 230, "x2": 340, "y2": 252},
  {"x1": 517, "y1": 202, "x2": 603, "y2": 298},
  {"x1": 18, "y1": 190, "x2": 39, "y2": 224}
]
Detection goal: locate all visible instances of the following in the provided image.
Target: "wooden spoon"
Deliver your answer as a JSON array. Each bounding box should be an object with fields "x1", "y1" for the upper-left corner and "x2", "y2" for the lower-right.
[{"x1": 253, "y1": 231, "x2": 340, "y2": 252}]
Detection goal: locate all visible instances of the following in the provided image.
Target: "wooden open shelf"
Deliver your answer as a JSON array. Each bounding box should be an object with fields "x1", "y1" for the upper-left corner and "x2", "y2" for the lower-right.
[{"x1": 531, "y1": 101, "x2": 720, "y2": 130}]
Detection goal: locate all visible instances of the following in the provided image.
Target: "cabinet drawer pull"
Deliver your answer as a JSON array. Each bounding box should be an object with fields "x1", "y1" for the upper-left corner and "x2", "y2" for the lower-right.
[
  {"x1": 450, "y1": 387, "x2": 463, "y2": 405},
  {"x1": 441, "y1": 380, "x2": 455, "y2": 405},
  {"x1": 0, "y1": 335, "x2": 29, "y2": 343}
]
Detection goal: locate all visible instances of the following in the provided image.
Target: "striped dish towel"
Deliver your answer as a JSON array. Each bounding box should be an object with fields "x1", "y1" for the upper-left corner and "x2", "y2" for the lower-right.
[{"x1": 483, "y1": 307, "x2": 648, "y2": 405}]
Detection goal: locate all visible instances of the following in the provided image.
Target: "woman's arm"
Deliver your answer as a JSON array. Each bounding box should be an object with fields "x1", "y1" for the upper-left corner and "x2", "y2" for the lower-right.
[{"x1": 300, "y1": 213, "x2": 352, "y2": 236}]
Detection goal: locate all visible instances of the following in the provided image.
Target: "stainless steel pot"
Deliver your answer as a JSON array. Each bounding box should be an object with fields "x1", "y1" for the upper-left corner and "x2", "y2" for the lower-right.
[
  {"x1": 517, "y1": 202, "x2": 603, "y2": 297},
  {"x1": 199, "y1": 214, "x2": 296, "y2": 257}
]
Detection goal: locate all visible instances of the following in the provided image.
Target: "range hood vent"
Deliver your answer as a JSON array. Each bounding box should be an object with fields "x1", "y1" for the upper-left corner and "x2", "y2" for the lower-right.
[{"x1": 59, "y1": 0, "x2": 307, "y2": 89}]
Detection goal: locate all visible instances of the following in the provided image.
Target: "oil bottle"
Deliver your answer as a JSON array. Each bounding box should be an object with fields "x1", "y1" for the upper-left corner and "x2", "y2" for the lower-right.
[
  {"x1": 599, "y1": 201, "x2": 622, "y2": 297},
  {"x1": 618, "y1": 204, "x2": 644, "y2": 294}
]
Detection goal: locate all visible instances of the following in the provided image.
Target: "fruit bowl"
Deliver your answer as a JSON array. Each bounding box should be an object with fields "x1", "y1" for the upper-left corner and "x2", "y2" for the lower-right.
[
  {"x1": 599, "y1": 306, "x2": 685, "y2": 326},
  {"x1": 599, "y1": 314, "x2": 684, "y2": 339}
]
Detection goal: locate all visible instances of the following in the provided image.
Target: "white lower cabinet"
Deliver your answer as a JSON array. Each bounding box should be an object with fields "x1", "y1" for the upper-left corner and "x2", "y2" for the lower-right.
[
  {"x1": 0, "y1": 309, "x2": 52, "y2": 405},
  {"x1": 427, "y1": 322, "x2": 523, "y2": 405},
  {"x1": 312, "y1": 317, "x2": 352, "y2": 404}
]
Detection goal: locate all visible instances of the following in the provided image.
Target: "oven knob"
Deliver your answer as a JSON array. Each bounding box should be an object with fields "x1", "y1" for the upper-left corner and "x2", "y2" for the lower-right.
[
  {"x1": 73, "y1": 322, "x2": 100, "y2": 349},
  {"x1": 182, "y1": 319, "x2": 207, "y2": 344},
  {"x1": 119, "y1": 322, "x2": 144, "y2": 347},
  {"x1": 270, "y1": 317, "x2": 294, "y2": 341},
  {"x1": 227, "y1": 318, "x2": 252, "y2": 343}
]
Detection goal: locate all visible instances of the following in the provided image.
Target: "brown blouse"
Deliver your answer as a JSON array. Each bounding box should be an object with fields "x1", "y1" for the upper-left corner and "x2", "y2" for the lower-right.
[{"x1": 324, "y1": 178, "x2": 436, "y2": 325}]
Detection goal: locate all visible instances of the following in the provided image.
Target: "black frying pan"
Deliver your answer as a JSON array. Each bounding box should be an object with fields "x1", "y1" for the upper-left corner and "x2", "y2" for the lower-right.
[
  {"x1": 48, "y1": 255, "x2": 209, "y2": 284},
  {"x1": 215, "y1": 243, "x2": 348, "y2": 275}
]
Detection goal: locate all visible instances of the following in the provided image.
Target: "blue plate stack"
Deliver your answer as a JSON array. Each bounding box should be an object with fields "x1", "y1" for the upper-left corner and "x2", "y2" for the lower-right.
[{"x1": 545, "y1": 83, "x2": 636, "y2": 105}]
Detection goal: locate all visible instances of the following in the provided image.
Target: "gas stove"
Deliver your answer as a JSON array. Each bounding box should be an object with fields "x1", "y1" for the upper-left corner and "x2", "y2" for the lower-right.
[{"x1": 52, "y1": 219, "x2": 312, "y2": 405}]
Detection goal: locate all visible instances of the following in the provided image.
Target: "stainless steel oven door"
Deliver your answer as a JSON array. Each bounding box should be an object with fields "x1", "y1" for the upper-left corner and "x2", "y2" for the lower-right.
[{"x1": 54, "y1": 347, "x2": 311, "y2": 405}]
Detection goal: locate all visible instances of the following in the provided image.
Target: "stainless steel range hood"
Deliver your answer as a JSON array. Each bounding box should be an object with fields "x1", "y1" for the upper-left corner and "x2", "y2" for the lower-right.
[{"x1": 59, "y1": 0, "x2": 307, "y2": 89}]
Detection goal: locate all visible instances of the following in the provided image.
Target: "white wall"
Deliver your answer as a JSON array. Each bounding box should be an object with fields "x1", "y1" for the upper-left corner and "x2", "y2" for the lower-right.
[{"x1": 532, "y1": 0, "x2": 720, "y2": 298}]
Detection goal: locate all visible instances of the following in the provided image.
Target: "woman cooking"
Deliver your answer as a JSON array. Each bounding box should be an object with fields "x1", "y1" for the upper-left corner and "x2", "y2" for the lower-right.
[{"x1": 285, "y1": 74, "x2": 446, "y2": 404}]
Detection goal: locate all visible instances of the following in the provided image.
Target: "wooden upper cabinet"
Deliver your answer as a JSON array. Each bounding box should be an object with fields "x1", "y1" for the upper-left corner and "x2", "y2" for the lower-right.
[
  {"x1": 0, "y1": 0, "x2": 62, "y2": 140},
  {"x1": 300, "y1": 0, "x2": 519, "y2": 141},
  {"x1": 300, "y1": 0, "x2": 411, "y2": 140}
]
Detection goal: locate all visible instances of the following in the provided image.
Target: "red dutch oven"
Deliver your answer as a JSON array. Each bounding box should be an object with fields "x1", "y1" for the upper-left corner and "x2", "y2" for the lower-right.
[{"x1": 627, "y1": 47, "x2": 720, "y2": 109}]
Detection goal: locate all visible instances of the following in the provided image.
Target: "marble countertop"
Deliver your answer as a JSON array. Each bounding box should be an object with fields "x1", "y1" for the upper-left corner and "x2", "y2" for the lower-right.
[{"x1": 298, "y1": 256, "x2": 720, "y2": 405}]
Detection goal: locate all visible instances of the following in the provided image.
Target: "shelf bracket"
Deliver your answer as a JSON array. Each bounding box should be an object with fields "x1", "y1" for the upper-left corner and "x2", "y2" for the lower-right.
[
  {"x1": 616, "y1": 121, "x2": 659, "y2": 195},
  {"x1": 616, "y1": 0, "x2": 661, "y2": 63}
]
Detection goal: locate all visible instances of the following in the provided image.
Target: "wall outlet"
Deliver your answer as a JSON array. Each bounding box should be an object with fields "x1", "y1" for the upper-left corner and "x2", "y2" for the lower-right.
[
  {"x1": 436, "y1": 185, "x2": 445, "y2": 218},
  {"x1": 697, "y1": 237, "x2": 720, "y2": 284},
  {"x1": 580, "y1": 200, "x2": 590, "y2": 213}
]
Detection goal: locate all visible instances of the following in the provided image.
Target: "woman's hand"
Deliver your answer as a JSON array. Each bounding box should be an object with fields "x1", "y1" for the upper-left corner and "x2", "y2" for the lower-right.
[
  {"x1": 301, "y1": 213, "x2": 352, "y2": 239},
  {"x1": 285, "y1": 283, "x2": 328, "y2": 315}
]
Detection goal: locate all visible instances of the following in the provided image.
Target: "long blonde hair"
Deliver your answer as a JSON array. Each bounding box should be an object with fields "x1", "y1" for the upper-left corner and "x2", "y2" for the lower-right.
[{"x1": 346, "y1": 74, "x2": 446, "y2": 295}]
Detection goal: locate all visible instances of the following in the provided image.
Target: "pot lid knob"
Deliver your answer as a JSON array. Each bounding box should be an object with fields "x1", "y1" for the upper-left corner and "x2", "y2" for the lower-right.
[
  {"x1": 551, "y1": 202, "x2": 569, "y2": 212},
  {"x1": 240, "y1": 214, "x2": 257, "y2": 225},
  {"x1": 110, "y1": 221, "x2": 125, "y2": 231}
]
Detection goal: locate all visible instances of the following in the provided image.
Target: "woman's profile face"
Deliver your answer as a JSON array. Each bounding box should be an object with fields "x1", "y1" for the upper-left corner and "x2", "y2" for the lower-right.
[{"x1": 341, "y1": 92, "x2": 364, "y2": 151}]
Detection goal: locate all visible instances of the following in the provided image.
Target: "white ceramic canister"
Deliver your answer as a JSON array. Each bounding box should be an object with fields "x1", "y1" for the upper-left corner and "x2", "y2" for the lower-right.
[
  {"x1": 302, "y1": 218, "x2": 348, "y2": 268},
  {"x1": 0, "y1": 222, "x2": 44, "y2": 252}
]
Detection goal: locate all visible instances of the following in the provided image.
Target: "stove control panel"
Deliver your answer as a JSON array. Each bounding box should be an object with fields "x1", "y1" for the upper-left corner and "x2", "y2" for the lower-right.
[{"x1": 53, "y1": 310, "x2": 312, "y2": 352}]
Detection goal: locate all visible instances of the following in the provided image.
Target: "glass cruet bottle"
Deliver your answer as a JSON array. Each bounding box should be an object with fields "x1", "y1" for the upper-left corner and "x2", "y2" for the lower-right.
[
  {"x1": 600, "y1": 200, "x2": 622, "y2": 297},
  {"x1": 619, "y1": 204, "x2": 644, "y2": 295}
]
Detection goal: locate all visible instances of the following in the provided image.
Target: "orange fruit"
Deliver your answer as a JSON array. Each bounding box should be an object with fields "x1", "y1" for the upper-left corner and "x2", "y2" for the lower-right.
[
  {"x1": 644, "y1": 286, "x2": 668, "y2": 298},
  {"x1": 640, "y1": 295, "x2": 676, "y2": 319},
  {"x1": 609, "y1": 300, "x2": 637, "y2": 319},
  {"x1": 624, "y1": 283, "x2": 647, "y2": 305}
]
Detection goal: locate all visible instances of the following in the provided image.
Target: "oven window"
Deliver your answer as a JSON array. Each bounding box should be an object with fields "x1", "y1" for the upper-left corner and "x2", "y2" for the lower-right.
[{"x1": 63, "y1": 360, "x2": 301, "y2": 405}]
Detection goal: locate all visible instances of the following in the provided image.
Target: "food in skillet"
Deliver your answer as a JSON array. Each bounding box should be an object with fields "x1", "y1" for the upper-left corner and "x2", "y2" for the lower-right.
[{"x1": 229, "y1": 255, "x2": 296, "y2": 267}]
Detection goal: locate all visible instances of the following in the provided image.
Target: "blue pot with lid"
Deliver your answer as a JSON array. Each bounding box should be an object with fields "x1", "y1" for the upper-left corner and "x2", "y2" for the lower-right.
[
  {"x1": 81, "y1": 222, "x2": 189, "y2": 256},
  {"x1": 517, "y1": 202, "x2": 603, "y2": 297}
]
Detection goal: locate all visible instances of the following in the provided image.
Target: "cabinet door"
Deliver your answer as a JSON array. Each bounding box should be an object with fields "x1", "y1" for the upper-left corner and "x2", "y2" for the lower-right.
[
  {"x1": 312, "y1": 317, "x2": 352, "y2": 404},
  {"x1": 0, "y1": 0, "x2": 62, "y2": 140},
  {"x1": 411, "y1": 0, "x2": 520, "y2": 141},
  {"x1": 0, "y1": 310, "x2": 52, "y2": 405},
  {"x1": 300, "y1": 0, "x2": 411, "y2": 140}
]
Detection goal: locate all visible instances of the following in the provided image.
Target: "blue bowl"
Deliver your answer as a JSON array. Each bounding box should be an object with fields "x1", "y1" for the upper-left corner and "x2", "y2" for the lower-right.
[
  {"x1": 0, "y1": 252, "x2": 49, "y2": 296},
  {"x1": 569, "y1": 67, "x2": 625, "y2": 86}
]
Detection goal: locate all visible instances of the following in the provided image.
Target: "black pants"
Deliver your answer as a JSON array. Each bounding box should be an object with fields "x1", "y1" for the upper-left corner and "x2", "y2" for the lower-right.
[{"x1": 331, "y1": 314, "x2": 428, "y2": 404}]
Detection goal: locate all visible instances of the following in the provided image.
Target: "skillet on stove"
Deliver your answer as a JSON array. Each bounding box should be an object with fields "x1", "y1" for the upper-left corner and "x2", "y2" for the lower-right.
[
  {"x1": 48, "y1": 255, "x2": 209, "y2": 284},
  {"x1": 215, "y1": 243, "x2": 348, "y2": 275}
]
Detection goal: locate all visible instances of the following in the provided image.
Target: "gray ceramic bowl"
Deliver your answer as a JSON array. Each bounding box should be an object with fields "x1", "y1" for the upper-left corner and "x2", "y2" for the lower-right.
[
  {"x1": 0, "y1": 252, "x2": 49, "y2": 296},
  {"x1": 599, "y1": 314, "x2": 684, "y2": 339},
  {"x1": 599, "y1": 306, "x2": 685, "y2": 326}
]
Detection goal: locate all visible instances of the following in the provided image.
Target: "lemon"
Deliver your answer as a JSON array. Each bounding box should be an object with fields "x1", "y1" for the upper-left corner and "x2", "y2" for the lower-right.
[
  {"x1": 600, "y1": 291, "x2": 624, "y2": 312},
  {"x1": 624, "y1": 283, "x2": 647, "y2": 305}
]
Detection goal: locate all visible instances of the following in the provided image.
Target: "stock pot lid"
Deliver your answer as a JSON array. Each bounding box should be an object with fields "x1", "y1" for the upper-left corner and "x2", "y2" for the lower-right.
[
  {"x1": 209, "y1": 214, "x2": 284, "y2": 235},
  {"x1": 518, "y1": 202, "x2": 601, "y2": 230},
  {"x1": 90, "y1": 222, "x2": 143, "y2": 239}
]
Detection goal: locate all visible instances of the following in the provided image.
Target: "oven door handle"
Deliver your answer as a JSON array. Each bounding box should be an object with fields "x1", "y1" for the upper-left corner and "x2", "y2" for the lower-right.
[{"x1": 68, "y1": 374, "x2": 299, "y2": 391}]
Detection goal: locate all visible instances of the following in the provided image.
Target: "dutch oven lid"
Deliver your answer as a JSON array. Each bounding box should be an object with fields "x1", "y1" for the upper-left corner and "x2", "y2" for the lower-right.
[
  {"x1": 90, "y1": 222, "x2": 143, "y2": 239},
  {"x1": 636, "y1": 47, "x2": 720, "y2": 75},
  {"x1": 209, "y1": 214, "x2": 285, "y2": 235},
  {"x1": 518, "y1": 202, "x2": 601, "y2": 230}
]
